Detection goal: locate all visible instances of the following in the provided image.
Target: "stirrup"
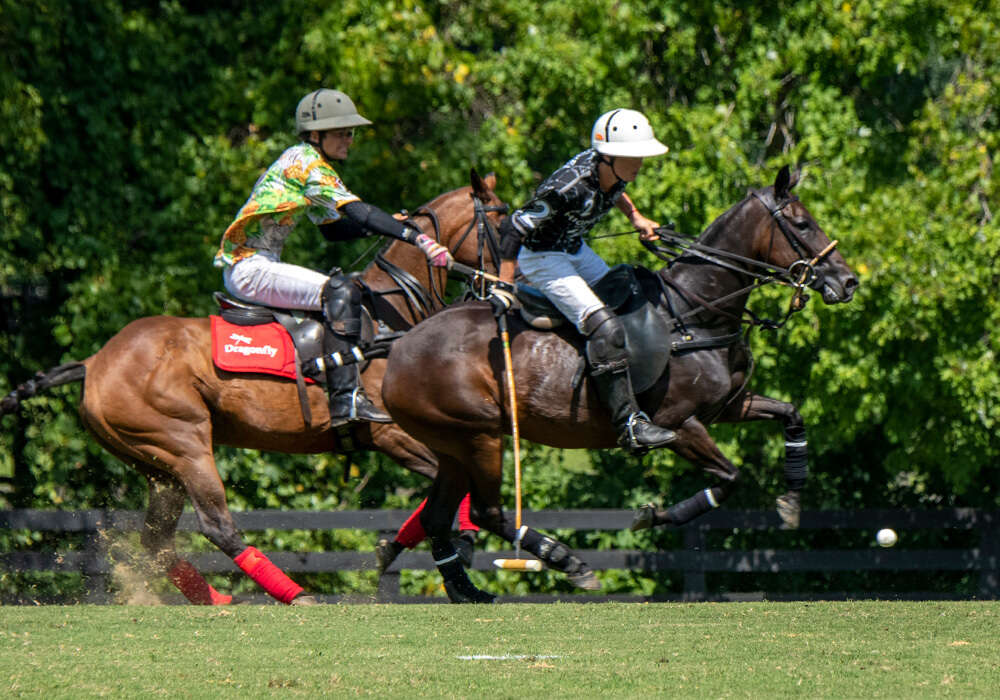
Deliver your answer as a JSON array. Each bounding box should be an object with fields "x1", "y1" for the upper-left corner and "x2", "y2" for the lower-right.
[
  {"x1": 330, "y1": 388, "x2": 392, "y2": 424},
  {"x1": 619, "y1": 411, "x2": 676, "y2": 454}
]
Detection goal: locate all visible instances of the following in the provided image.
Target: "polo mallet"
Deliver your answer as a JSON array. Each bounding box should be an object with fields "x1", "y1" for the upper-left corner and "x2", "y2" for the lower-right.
[{"x1": 491, "y1": 308, "x2": 542, "y2": 572}]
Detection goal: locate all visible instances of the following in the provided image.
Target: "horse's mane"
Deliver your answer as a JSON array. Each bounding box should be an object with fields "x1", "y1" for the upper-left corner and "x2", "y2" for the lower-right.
[{"x1": 698, "y1": 185, "x2": 771, "y2": 246}]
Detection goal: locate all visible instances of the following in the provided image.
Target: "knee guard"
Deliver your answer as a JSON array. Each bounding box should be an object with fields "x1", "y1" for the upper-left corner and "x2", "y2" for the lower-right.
[
  {"x1": 321, "y1": 270, "x2": 362, "y2": 337},
  {"x1": 581, "y1": 307, "x2": 628, "y2": 375}
]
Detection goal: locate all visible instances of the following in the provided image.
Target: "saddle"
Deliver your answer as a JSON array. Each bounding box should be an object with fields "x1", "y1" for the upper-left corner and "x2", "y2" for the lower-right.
[
  {"x1": 515, "y1": 264, "x2": 746, "y2": 392},
  {"x1": 515, "y1": 265, "x2": 672, "y2": 394},
  {"x1": 213, "y1": 292, "x2": 330, "y2": 383},
  {"x1": 212, "y1": 290, "x2": 400, "y2": 434}
]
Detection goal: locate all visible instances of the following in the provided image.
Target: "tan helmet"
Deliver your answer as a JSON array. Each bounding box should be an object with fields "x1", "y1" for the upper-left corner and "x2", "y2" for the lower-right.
[
  {"x1": 591, "y1": 109, "x2": 668, "y2": 158},
  {"x1": 295, "y1": 89, "x2": 373, "y2": 134}
]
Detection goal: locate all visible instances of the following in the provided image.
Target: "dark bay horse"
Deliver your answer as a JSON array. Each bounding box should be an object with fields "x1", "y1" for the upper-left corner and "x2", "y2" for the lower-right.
[
  {"x1": 1, "y1": 171, "x2": 506, "y2": 605},
  {"x1": 381, "y1": 166, "x2": 859, "y2": 602}
]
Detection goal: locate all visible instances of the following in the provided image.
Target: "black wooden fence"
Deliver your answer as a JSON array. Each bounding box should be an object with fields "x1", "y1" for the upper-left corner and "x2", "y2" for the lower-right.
[{"x1": 1, "y1": 508, "x2": 997, "y2": 603}]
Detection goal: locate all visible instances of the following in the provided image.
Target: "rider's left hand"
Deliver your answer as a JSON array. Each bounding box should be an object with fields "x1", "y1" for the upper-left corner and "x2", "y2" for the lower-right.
[{"x1": 631, "y1": 212, "x2": 661, "y2": 241}]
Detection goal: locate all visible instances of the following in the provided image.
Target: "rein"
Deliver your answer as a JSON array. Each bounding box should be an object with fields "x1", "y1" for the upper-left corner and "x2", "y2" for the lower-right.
[
  {"x1": 644, "y1": 192, "x2": 838, "y2": 331},
  {"x1": 364, "y1": 194, "x2": 508, "y2": 326}
]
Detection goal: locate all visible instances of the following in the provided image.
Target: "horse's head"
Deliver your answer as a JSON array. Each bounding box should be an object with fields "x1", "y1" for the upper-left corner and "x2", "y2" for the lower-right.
[{"x1": 749, "y1": 166, "x2": 858, "y2": 304}]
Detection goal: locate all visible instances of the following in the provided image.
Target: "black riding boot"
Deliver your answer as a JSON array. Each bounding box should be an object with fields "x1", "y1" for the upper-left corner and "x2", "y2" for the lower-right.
[
  {"x1": 583, "y1": 306, "x2": 676, "y2": 454},
  {"x1": 591, "y1": 367, "x2": 676, "y2": 453},
  {"x1": 322, "y1": 333, "x2": 392, "y2": 425},
  {"x1": 321, "y1": 270, "x2": 392, "y2": 425}
]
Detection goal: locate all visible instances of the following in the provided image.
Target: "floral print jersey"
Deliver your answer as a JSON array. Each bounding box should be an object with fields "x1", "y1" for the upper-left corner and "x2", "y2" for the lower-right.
[{"x1": 214, "y1": 142, "x2": 359, "y2": 267}]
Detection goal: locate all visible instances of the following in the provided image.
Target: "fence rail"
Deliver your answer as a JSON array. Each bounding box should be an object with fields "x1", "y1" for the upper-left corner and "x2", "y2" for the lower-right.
[{"x1": 2, "y1": 508, "x2": 997, "y2": 603}]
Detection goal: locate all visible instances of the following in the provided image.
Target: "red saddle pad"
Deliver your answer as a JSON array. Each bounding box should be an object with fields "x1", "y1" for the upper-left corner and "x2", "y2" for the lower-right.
[{"x1": 210, "y1": 315, "x2": 313, "y2": 383}]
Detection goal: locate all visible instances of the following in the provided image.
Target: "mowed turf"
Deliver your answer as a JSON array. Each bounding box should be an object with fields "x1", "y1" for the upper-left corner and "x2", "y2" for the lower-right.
[{"x1": 2, "y1": 601, "x2": 998, "y2": 697}]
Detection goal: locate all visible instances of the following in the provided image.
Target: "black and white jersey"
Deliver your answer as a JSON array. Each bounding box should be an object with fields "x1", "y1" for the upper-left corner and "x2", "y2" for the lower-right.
[{"x1": 500, "y1": 149, "x2": 626, "y2": 258}]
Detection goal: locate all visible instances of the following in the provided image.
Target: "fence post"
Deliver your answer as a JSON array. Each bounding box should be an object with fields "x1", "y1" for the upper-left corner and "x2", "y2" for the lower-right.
[
  {"x1": 681, "y1": 523, "x2": 707, "y2": 601},
  {"x1": 978, "y1": 512, "x2": 999, "y2": 599},
  {"x1": 82, "y1": 512, "x2": 109, "y2": 603}
]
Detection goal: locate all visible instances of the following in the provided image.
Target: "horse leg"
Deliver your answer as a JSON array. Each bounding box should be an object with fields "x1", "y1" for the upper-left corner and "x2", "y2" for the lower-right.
[
  {"x1": 630, "y1": 415, "x2": 741, "y2": 530},
  {"x1": 82, "y1": 405, "x2": 310, "y2": 605},
  {"x1": 138, "y1": 467, "x2": 232, "y2": 605},
  {"x1": 473, "y1": 502, "x2": 601, "y2": 590},
  {"x1": 461, "y1": 435, "x2": 600, "y2": 590},
  {"x1": 375, "y1": 494, "x2": 478, "y2": 575},
  {"x1": 366, "y1": 424, "x2": 478, "y2": 574},
  {"x1": 179, "y1": 458, "x2": 313, "y2": 605},
  {"x1": 420, "y1": 457, "x2": 495, "y2": 603},
  {"x1": 714, "y1": 392, "x2": 808, "y2": 528}
]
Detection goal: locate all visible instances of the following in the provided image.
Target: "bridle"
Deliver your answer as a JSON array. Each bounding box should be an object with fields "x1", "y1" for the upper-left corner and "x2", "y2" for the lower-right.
[
  {"x1": 454, "y1": 195, "x2": 509, "y2": 299},
  {"x1": 366, "y1": 191, "x2": 508, "y2": 324},
  {"x1": 644, "y1": 188, "x2": 839, "y2": 330},
  {"x1": 751, "y1": 189, "x2": 838, "y2": 294}
]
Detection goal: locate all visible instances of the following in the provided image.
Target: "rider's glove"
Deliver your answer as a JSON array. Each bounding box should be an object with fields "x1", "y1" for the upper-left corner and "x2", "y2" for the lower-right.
[
  {"x1": 415, "y1": 233, "x2": 453, "y2": 268},
  {"x1": 488, "y1": 287, "x2": 516, "y2": 317}
]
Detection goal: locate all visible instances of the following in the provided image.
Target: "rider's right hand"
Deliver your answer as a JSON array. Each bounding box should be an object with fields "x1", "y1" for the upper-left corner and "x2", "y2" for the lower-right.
[
  {"x1": 415, "y1": 233, "x2": 453, "y2": 268},
  {"x1": 488, "y1": 287, "x2": 516, "y2": 317}
]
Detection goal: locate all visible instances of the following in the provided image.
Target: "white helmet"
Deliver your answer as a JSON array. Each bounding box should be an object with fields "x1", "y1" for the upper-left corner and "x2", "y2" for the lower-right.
[
  {"x1": 591, "y1": 109, "x2": 668, "y2": 158},
  {"x1": 295, "y1": 89, "x2": 372, "y2": 134}
]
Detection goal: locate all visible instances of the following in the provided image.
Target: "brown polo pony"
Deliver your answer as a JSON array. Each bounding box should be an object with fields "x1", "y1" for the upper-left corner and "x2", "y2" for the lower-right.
[
  {"x1": 1, "y1": 170, "x2": 506, "y2": 604},
  {"x1": 381, "y1": 166, "x2": 859, "y2": 602}
]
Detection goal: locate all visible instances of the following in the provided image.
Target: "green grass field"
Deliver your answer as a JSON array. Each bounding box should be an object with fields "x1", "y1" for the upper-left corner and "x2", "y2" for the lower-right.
[{"x1": 2, "y1": 601, "x2": 998, "y2": 698}]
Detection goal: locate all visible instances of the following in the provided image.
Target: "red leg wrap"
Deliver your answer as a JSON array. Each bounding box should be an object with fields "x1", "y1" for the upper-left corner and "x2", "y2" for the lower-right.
[
  {"x1": 457, "y1": 493, "x2": 480, "y2": 533},
  {"x1": 167, "y1": 559, "x2": 232, "y2": 605},
  {"x1": 234, "y1": 546, "x2": 304, "y2": 604},
  {"x1": 394, "y1": 498, "x2": 428, "y2": 548}
]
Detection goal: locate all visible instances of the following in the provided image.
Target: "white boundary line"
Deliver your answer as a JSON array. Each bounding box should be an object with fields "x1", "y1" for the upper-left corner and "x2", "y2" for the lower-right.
[{"x1": 456, "y1": 654, "x2": 561, "y2": 661}]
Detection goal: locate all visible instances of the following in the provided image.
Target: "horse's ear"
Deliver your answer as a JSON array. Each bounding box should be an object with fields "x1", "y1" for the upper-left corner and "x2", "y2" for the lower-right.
[
  {"x1": 470, "y1": 167, "x2": 496, "y2": 198},
  {"x1": 774, "y1": 165, "x2": 791, "y2": 197},
  {"x1": 470, "y1": 167, "x2": 484, "y2": 196},
  {"x1": 788, "y1": 167, "x2": 801, "y2": 191}
]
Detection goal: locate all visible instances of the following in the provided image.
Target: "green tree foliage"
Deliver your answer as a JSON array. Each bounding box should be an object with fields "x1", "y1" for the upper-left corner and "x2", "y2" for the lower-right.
[{"x1": 1, "y1": 0, "x2": 998, "y2": 525}]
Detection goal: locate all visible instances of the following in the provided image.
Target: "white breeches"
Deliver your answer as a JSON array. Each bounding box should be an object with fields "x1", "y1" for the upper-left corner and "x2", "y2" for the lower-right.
[
  {"x1": 223, "y1": 252, "x2": 329, "y2": 311},
  {"x1": 517, "y1": 243, "x2": 610, "y2": 331}
]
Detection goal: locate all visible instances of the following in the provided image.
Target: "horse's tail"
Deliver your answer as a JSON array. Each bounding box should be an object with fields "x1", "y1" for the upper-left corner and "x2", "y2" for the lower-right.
[{"x1": 1, "y1": 362, "x2": 86, "y2": 416}]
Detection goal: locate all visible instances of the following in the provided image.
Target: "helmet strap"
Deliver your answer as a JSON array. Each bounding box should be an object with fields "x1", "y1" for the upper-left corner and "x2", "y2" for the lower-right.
[
  {"x1": 598, "y1": 155, "x2": 627, "y2": 190},
  {"x1": 308, "y1": 132, "x2": 342, "y2": 163}
]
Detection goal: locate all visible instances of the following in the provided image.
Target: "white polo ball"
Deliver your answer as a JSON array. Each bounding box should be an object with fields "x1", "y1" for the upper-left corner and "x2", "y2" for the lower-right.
[{"x1": 876, "y1": 528, "x2": 898, "y2": 547}]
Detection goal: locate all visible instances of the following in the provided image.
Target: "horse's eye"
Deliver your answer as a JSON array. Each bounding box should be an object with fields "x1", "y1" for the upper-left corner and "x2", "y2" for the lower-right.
[{"x1": 794, "y1": 219, "x2": 812, "y2": 232}]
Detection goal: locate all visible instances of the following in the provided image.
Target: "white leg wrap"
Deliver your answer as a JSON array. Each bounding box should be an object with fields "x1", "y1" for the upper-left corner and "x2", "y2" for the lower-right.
[
  {"x1": 703, "y1": 488, "x2": 720, "y2": 508},
  {"x1": 513, "y1": 525, "x2": 528, "y2": 549}
]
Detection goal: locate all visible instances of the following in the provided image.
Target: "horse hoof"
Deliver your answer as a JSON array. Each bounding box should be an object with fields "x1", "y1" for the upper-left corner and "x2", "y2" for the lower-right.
[
  {"x1": 776, "y1": 493, "x2": 801, "y2": 529},
  {"x1": 443, "y1": 581, "x2": 497, "y2": 604},
  {"x1": 290, "y1": 594, "x2": 320, "y2": 606},
  {"x1": 630, "y1": 504, "x2": 657, "y2": 531},
  {"x1": 375, "y1": 537, "x2": 403, "y2": 575},
  {"x1": 567, "y1": 569, "x2": 602, "y2": 591}
]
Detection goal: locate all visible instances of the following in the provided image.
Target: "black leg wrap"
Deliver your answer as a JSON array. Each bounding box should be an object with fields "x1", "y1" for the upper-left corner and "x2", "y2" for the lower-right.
[
  {"x1": 432, "y1": 539, "x2": 495, "y2": 604},
  {"x1": 783, "y1": 424, "x2": 808, "y2": 491},
  {"x1": 520, "y1": 529, "x2": 585, "y2": 575},
  {"x1": 665, "y1": 487, "x2": 723, "y2": 526}
]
